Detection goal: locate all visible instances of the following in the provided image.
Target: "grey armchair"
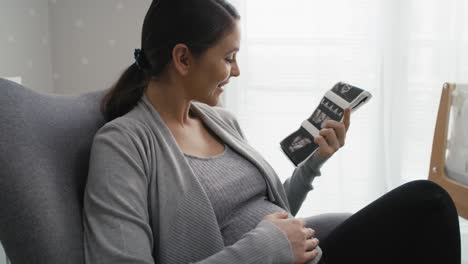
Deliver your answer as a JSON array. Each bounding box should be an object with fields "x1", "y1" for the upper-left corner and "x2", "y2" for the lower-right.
[{"x1": 0, "y1": 78, "x2": 106, "y2": 264}]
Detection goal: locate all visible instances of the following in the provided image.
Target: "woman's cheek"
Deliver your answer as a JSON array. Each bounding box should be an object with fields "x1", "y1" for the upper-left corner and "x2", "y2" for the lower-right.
[
  {"x1": 223, "y1": 64, "x2": 231, "y2": 79},
  {"x1": 217, "y1": 60, "x2": 228, "y2": 77}
]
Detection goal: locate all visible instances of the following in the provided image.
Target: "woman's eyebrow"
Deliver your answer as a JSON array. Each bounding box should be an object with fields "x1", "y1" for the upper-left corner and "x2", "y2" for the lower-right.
[{"x1": 225, "y1": 48, "x2": 239, "y2": 55}]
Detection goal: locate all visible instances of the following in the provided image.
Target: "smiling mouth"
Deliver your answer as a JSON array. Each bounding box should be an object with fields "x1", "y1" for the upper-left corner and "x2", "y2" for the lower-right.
[{"x1": 218, "y1": 81, "x2": 229, "y2": 89}]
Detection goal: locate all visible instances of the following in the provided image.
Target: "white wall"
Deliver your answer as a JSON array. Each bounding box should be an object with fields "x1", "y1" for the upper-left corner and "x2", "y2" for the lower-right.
[
  {"x1": 0, "y1": 0, "x2": 151, "y2": 94},
  {"x1": 48, "y1": 0, "x2": 151, "y2": 94},
  {"x1": 0, "y1": 0, "x2": 53, "y2": 93}
]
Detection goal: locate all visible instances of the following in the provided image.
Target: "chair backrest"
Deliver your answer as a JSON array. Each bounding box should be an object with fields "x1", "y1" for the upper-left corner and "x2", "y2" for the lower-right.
[
  {"x1": 428, "y1": 82, "x2": 468, "y2": 220},
  {"x1": 0, "y1": 78, "x2": 106, "y2": 263}
]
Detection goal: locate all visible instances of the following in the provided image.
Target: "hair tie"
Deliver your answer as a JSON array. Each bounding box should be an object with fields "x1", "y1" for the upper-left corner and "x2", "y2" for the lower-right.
[{"x1": 134, "y1": 49, "x2": 145, "y2": 70}]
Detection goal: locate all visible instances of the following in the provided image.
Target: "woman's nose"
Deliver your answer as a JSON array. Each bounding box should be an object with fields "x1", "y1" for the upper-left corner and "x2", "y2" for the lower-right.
[{"x1": 231, "y1": 62, "x2": 240, "y2": 77}]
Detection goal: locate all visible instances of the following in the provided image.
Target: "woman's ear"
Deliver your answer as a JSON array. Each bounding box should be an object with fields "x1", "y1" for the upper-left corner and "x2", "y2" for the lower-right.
[{"x1": 171, "y1": 44, "x2": 192, "y2": 76}]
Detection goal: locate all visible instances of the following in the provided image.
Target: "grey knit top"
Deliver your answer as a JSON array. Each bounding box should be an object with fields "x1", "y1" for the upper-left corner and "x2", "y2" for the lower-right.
[{"x1": 185, "y1": 144, "x2": 289, "y2": 246}]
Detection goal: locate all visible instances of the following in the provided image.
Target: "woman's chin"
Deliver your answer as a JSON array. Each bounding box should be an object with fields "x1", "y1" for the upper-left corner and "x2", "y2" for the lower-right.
[
  {"x1": 195, "y1": 89, "x2": 224, "y2": 106},
  {"x1": 196, "y1": 96, "x2": 221, "y2": 107}
]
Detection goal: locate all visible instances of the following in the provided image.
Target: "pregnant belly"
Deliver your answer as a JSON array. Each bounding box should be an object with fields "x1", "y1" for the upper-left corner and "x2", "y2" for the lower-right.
[{"x1": 220, "y1": 197, "x2": 289, "y2": 246}]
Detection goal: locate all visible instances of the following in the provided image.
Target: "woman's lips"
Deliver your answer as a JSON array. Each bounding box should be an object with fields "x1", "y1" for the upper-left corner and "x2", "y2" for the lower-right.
[{"x1": 218, "y1": 80, "x2": 229, "y2": 88}]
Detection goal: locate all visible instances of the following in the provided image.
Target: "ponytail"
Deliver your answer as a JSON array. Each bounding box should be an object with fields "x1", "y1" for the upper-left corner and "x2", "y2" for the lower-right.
[{"x1": 101, "y1": 63, "x2": 149, "y2": 121}]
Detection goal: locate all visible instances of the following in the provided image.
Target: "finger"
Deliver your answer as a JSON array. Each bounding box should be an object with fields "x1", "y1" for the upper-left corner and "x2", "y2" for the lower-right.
[
  {"x1": 305, "y1": 238, "x2": 319, "y2": 251},
  {"x1": 304, "y1": 249, "x2": 320, "y2": 262},
  {"x1": 323, "y1": 120, "x2": 346, "y2": 147},
  {"x1": 314, "y1": 136, "x2": 332, "y2": 158},
  {"x1": 319, "y1": 128, "x2": 340, "y2": 151},
  {"x1": 303, "y1": 228, "x2": 316, "y2": 239},
  {"x1": 263, "y1": 212, "x2": 289, "y2": 220},
  {"x1": 343, "y1": 108, "x2": 351, "y2": 131}
]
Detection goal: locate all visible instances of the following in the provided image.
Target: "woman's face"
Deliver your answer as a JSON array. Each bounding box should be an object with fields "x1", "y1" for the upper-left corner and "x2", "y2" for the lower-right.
[{"x1": 187, "y1": 20, "x2": 241, "y2": 106}]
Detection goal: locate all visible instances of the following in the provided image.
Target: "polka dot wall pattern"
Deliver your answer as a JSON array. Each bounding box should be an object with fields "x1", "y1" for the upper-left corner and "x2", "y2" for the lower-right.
[
  {"x1": 48, "y1": 0, "x2": 152, "y2": 95},
  {"x1": 0, "y1": 0, "x2": 53, "y2": 93},
  {"x1": 1, "y1": 0, "x2": 151, "y2": 95}
]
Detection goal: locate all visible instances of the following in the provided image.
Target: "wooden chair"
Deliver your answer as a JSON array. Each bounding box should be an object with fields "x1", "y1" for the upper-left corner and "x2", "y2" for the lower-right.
[{"x1": 428, "y1": 82, "x2": 468, "y2": 220}]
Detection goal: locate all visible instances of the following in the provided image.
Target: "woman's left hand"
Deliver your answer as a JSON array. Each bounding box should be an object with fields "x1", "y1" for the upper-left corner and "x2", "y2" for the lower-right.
[{"x1": 314, "y1": 108, "x2": 351, "y2": 159}]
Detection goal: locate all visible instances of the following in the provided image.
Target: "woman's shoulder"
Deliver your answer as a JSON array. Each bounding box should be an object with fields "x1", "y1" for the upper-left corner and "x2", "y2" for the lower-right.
[
  {"x1": 94, "y1": 114, "x2": 153, "y2": 147},
  {"x1": 101, "y1": 114, "x2": 148, "y2": 132}
]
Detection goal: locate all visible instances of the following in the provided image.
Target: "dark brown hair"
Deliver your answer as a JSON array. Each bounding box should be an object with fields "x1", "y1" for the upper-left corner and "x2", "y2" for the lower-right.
[{"x1": 102, "y1": 0, "x2": 240, "y2": 121}]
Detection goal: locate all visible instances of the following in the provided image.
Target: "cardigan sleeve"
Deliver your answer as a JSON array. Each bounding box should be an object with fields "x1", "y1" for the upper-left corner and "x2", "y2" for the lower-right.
[
  {"x1": 194, "y1": 220, "x2": 293, "y2": 264},
  {"x1": 83, "y1": 122, "x2": 154, "y2": 264},
  {"x1": 283, "y1": 152, "x2": 328, "y2": 216}
]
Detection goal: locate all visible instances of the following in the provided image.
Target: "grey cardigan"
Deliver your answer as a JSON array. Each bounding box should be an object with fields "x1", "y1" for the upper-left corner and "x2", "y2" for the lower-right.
[{"x1": 83, "y1": 95, "x2": 324, "y2": 263}]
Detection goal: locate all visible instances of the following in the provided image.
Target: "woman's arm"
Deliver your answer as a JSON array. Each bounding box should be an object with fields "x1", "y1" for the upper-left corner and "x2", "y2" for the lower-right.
[
  {"x1": 83, "y1": 123, "x2": 154, "y2": 263},
  {"x1": 194, "y1": 220, "x2": 293, "y2": 264},
  {"x1": 283, "y1": 153, "x2": 328, "y2": 216},
  {"x1": 284, "y1": 109, "x2": 351, "y2": 215}
]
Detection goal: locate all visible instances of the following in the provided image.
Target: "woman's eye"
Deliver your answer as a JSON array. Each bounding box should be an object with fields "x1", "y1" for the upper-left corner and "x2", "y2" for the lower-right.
[{"x1": 225, "y1": 53, "x2": 237, "y2": 63}]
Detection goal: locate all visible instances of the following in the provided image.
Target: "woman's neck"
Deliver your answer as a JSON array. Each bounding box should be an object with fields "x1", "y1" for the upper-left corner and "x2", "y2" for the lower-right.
[{"x1": 144, "y1": 79, "x2": 197, "y2": 129}]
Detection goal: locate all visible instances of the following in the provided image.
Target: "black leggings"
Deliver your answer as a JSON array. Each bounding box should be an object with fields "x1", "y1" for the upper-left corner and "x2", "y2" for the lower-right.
[{"x1": 317, "y1": 180, "x2": 461, "y2": 264}]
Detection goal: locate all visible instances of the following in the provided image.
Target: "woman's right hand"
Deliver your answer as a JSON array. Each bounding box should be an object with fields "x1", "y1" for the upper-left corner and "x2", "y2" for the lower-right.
[{"x1": 263, "y1": 212, "x2": 320, "y2": 264}]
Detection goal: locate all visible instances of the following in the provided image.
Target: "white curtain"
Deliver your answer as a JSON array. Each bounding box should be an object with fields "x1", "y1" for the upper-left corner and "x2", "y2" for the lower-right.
[{"x1": 224, "y1": 0, "x2": 468, "y2": 220}]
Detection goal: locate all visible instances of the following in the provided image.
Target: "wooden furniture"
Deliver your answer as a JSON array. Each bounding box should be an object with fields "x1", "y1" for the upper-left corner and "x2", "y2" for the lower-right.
[{"x1": 428, "y1": 82, "x2": 468, "y2": 220}]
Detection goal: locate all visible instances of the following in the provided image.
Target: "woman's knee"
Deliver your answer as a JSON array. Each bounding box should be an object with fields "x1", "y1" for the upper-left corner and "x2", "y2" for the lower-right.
[{"x1": 399, "y1": 180, "x2": 455, "y2": 210}]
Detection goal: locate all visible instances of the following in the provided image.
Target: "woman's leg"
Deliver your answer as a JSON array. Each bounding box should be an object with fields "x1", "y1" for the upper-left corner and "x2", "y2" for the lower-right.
[
  {"x1": 318, "y1": 180, "x2": 461, "y2": 264},
  {"x1": 304, "y1": 213, "x2": 352, "y2": 241}
]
